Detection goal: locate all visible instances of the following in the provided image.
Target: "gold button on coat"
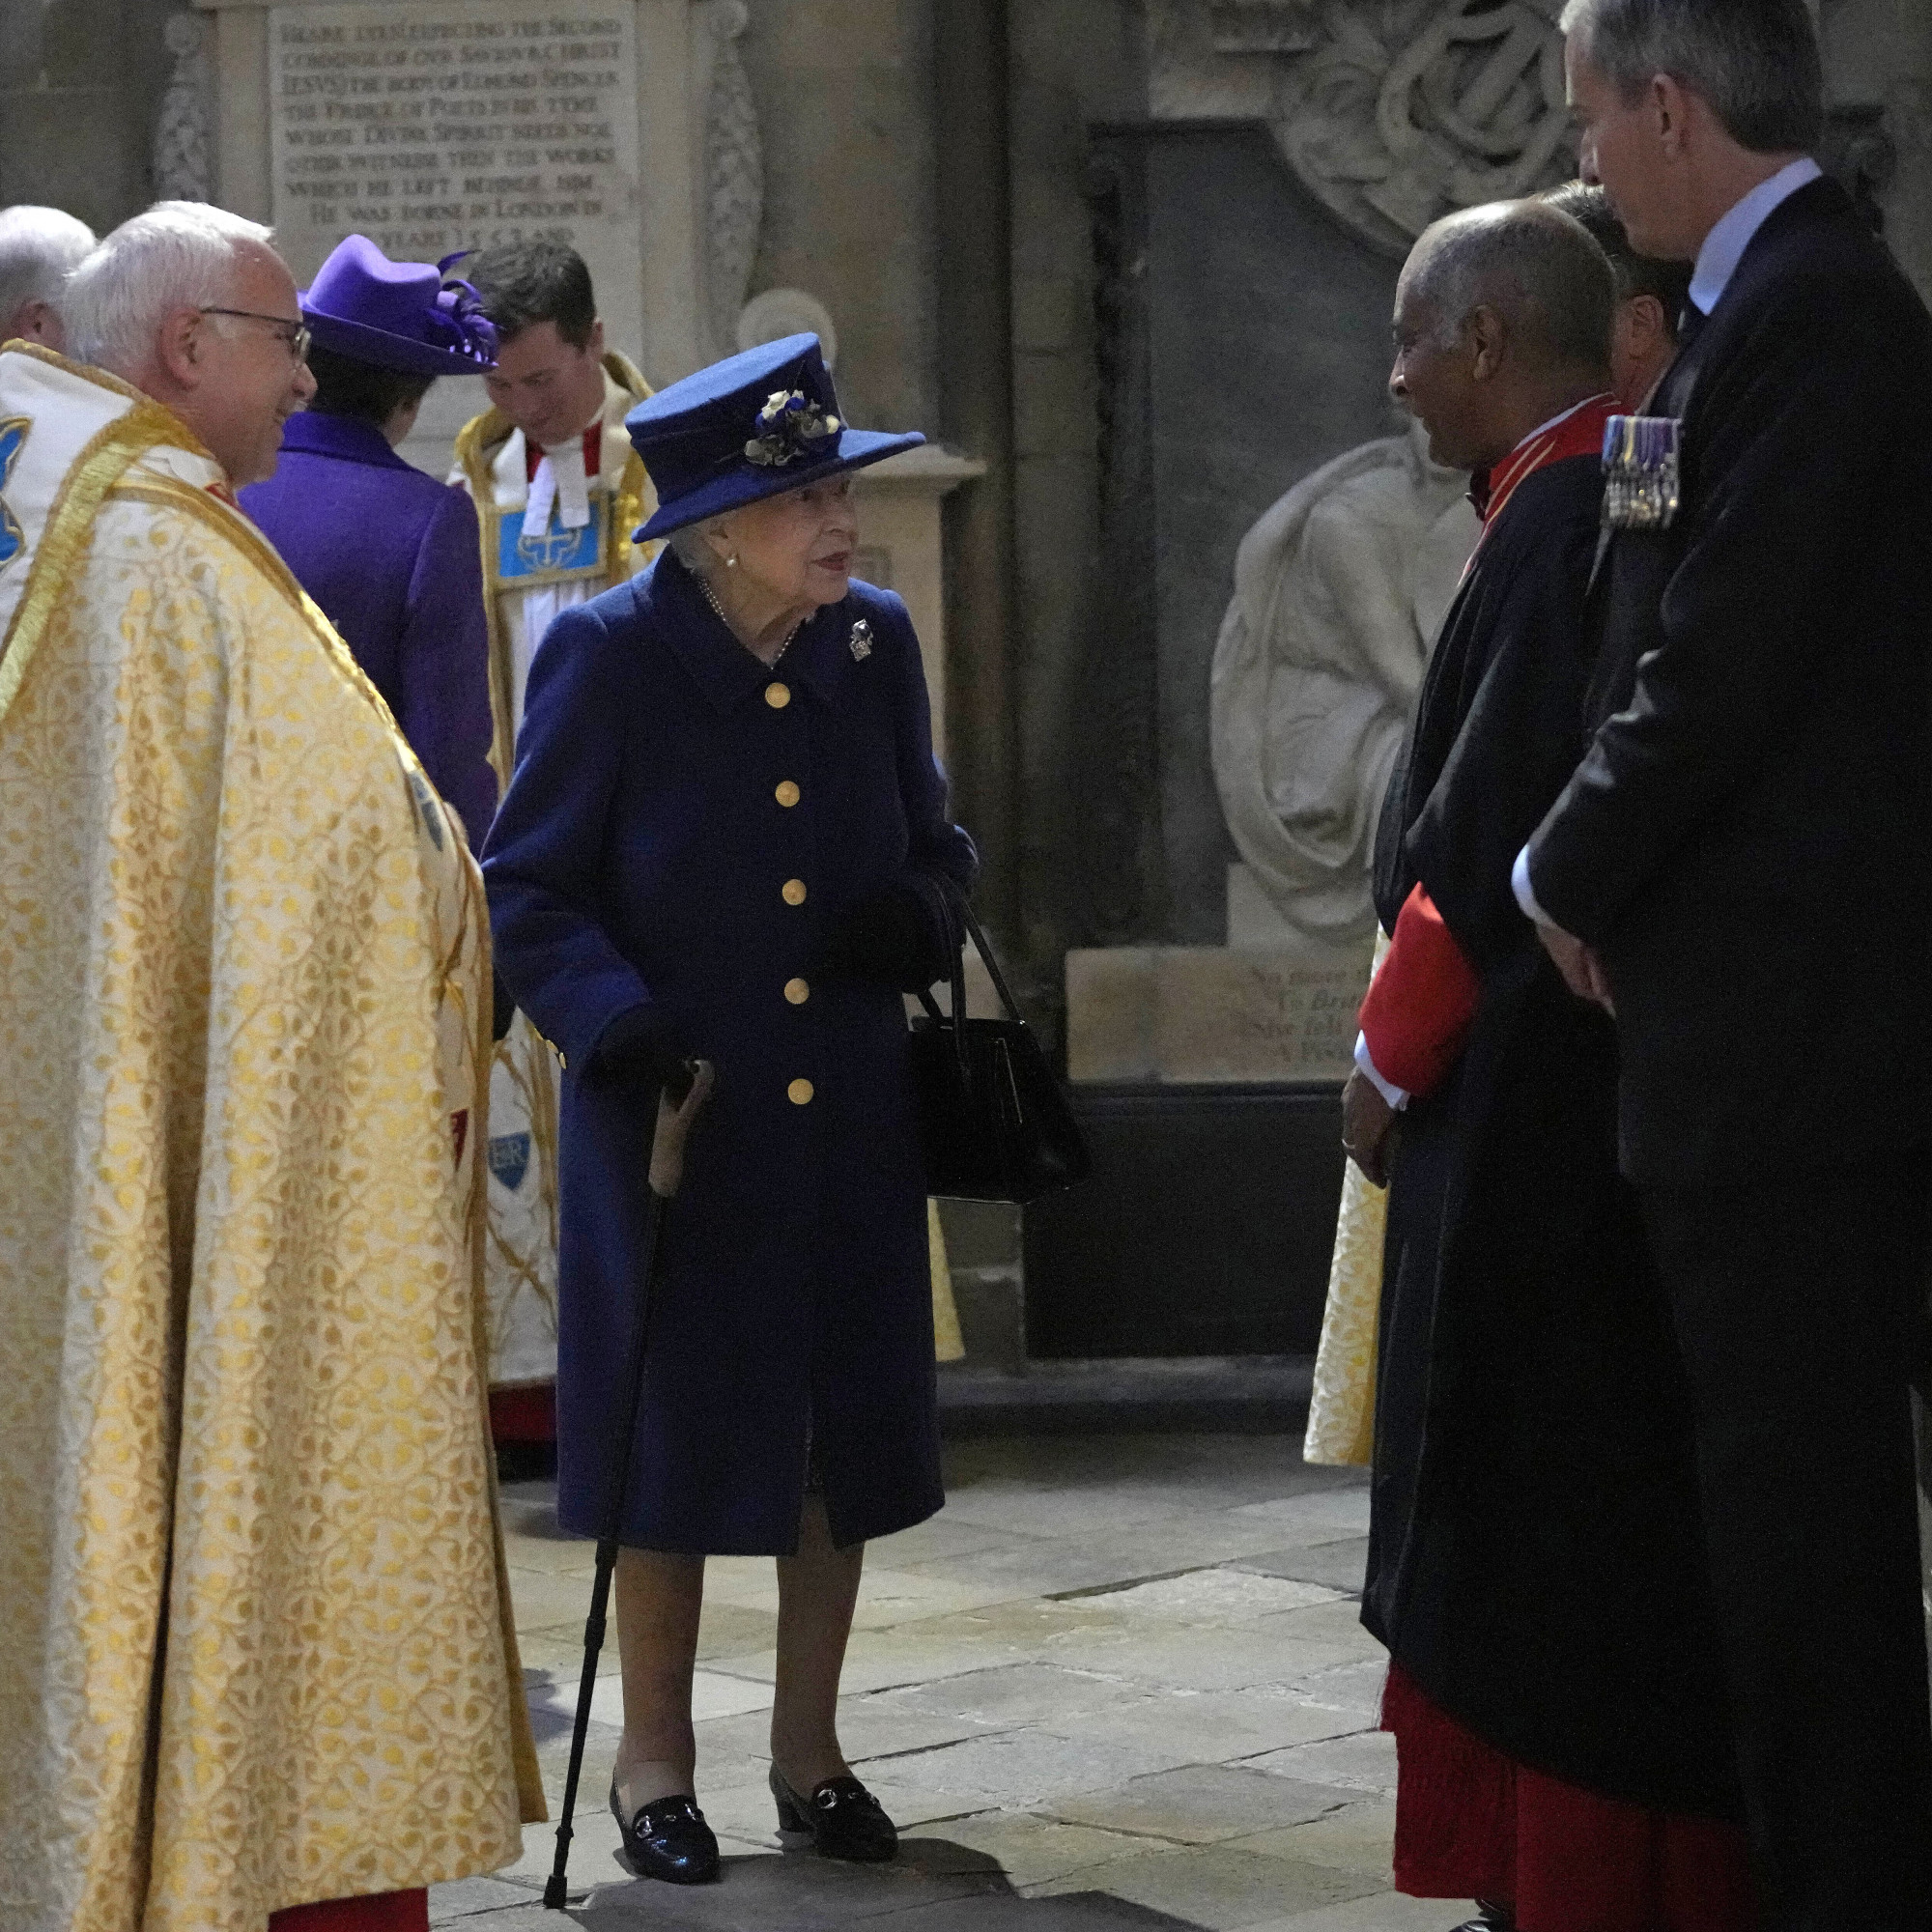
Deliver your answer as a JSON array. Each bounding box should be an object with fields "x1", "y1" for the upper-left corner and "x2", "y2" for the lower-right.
[
  {"x1": 781, "y1": 878, "x2": 808, "y2": 905},
  {"x1": 765, "y1": 682, "x2": 791, "y2": 709},
  {"x1": 784, "y1": 978, "x2": 810, "y2": 1005},
  {"x1": 788, "y1": 1078, "x2": 814, "y2": 1105},
  {"x1": 775, "y1": 780, "x2": 800, "y2": 808}
]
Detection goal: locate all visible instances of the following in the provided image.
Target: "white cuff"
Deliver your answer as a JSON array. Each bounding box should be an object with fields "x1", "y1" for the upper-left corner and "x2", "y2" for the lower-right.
[
  {"x1": 1513, "y1": 844, "x2": 1554, "y2": 927},
  {"x1": 1354, "y1": 1033, "x2": 1409, "y2": 1112}
]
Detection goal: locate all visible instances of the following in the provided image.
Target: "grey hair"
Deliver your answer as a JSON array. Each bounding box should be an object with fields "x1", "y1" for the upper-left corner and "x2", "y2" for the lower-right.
[
  {"x1": 1558, "y1": 0, "x2": 1823, "y2": 154},
  {"x1": 1406, "y1": 200, "x2": 1615, "y2": 375},
  {"x1": 0, "y1": 205, "x2": 97, "y2": 333},
  {"x1": 667, "y1": 519, "x2": 729, "y2": 576},
  {"x1": 61, "y1": 200, "x2": 274, "y2": 376}
]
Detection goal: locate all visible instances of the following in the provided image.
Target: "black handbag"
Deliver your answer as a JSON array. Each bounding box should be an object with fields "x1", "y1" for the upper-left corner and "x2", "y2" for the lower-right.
[{"x1": 908, "y1": 896, "x2": 1090, "y2": 1204}]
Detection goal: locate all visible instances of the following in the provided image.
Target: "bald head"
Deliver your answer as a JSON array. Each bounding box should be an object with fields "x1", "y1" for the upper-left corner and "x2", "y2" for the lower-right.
[
  {"x1": 1390, "y1": 200, "x2": 1616, "y2": 471},
  {"x1": 1406, "y1": 200, "x2": 1615, "y2": 374}
]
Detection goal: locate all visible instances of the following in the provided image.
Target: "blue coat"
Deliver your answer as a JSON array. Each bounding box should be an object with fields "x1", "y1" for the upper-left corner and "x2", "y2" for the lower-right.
[
  {"x1": 241, "y1": 412, "x2": 498, "y2": 844},
  {"x1": 481, "y1": 554, "x2": 976, "y2": 1553}
]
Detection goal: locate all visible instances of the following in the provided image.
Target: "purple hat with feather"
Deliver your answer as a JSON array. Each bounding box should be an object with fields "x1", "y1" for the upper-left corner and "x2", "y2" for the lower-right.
[{"x1": 299, "y1": 234, "x2": 497, "y2": 377}]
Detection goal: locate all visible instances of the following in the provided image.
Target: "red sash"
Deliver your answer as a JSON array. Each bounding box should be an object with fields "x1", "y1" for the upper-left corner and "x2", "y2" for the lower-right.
[{"x1": 1467, "y1": 392, "x2": 1617, "y2": 555}]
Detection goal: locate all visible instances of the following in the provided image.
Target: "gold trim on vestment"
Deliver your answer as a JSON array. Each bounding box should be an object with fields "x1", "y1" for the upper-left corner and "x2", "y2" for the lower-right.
[
  {"x1": 454, "y1": 349, "x2": 655, "y2": 782},
  {"x1": 0, "y1": 355, "x2": 204, "y2": 719},
  {"x1": 458, "y1": 855, "x2": 550, "y2": 1827}
]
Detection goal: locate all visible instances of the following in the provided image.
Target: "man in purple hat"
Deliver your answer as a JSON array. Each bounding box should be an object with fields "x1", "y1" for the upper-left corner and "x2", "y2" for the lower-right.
[{"x1": 242, "y1": 233, "x2": 499, "y2": 846}]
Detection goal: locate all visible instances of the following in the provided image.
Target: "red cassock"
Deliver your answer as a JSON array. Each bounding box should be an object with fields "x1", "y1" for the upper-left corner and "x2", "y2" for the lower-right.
[
  {"x1": 270, "y1": 1892, "x2": 428, "y2": 1931},
  {"x1": 1359, "y1": 897, "x2": 1758, "y2": 1928},
  {"x1": 1384, "y1": 1663, "x2": 1758, "y2": 1929}
]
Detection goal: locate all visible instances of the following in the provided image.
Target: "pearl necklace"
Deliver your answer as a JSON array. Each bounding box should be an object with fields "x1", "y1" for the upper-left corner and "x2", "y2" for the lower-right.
[{"x1": 697, "y1": 571, "x2": 803, "y2": 668}]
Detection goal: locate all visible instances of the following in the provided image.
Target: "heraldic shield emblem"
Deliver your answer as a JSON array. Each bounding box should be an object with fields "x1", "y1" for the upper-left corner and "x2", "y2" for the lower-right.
[
  {"x1": 489, "y1": 1130, "x2": 532, "y2": 1193},
  {"x1": 0, "y1": 417, "x2": 28, "y2": 575}
]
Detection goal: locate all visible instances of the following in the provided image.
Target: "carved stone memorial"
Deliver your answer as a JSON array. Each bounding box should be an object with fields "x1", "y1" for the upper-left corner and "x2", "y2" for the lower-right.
[
  {"x1": 1065, "y1": 0, "x2": 1548, "y2": 1085},
  {"x1": 1212, "y1": 423, "x2": 1478, "y2": 952},
  {"x1": 267, "y1": 0, "x2": 644, "y2": 354}
]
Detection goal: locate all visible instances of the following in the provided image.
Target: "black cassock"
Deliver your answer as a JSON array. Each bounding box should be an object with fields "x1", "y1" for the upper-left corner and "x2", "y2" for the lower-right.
[{"x1": 1361, "y1": 452, "x2": 1739, "y2": 1817}]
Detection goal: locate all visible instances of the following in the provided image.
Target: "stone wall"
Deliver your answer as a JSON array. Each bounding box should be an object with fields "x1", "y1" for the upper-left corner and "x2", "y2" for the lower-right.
[
  {"x1": 7, "y1": 0, "x2": 1932, "y2": 1017},
  {"x1": 1004, "y1": 0, "x2": 1146, "y2": 1012},
  {"x1": 0, "y1": 0, "x2": 179, "y2": 229},
  {"x1": 1823, "y1": 0, "x2": 1932, "y2": 303},
  {"x1": 737, "y1": 0, "x2": 939, "y2": 433}
]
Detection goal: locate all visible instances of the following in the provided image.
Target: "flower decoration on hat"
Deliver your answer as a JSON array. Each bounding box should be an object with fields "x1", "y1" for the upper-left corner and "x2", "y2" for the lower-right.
[
  {"x1": 626, "y1": 332, "x2": 924, "y2": 543},
  {"x1": 431, "y1": 250, "x2": 499, "y2": 366},
  {"x1": 745, "y1": 387, "x2": 842, "y2": 468}
]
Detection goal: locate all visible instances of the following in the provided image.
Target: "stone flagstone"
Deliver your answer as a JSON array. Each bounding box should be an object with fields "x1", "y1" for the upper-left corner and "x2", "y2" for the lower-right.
[{"x1": 441, "y1": 1439, "x2": 1475, "y2": 1929}]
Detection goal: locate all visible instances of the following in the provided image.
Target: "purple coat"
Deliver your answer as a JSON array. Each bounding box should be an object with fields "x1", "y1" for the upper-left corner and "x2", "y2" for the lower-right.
[{"x1": 242, "y1": 412, "x2": 498, "y2": 844}]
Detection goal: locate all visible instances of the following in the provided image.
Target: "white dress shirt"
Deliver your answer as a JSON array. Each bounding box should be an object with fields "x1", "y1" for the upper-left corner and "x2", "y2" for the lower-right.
[
  {"x1": 1512, "y1": 156, "x2": 1824, "y2": 933},
  {"x1": 1686, "y1": 156, "x2": 1824, "y2": 317}
]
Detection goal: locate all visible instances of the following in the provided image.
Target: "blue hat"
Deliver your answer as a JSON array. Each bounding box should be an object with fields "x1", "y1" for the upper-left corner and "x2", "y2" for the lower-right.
[
  {"x1": 300, "y1": 235, "x2": 497, "y2": 378},
  {"x1": 628, "y1": 334, "x2": 923, "y2": 542}
]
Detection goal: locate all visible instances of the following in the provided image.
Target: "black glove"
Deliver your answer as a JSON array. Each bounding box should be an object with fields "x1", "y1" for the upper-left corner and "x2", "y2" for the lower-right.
[
  {"x1": 586, "y1": 1004, "x2": 695, "y2": 1102},
  {"x1": 491, "y1": 968, "x2": 517, "y2": 1044},
  {"x1": 817, "y1": 871, "x2": 963, "y2": 993}
]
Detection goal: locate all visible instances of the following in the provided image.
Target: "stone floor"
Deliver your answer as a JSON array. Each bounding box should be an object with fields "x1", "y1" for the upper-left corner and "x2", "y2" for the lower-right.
[{"x1": 434, "y1": 1435, "x2": 1475, "y2": 1930}]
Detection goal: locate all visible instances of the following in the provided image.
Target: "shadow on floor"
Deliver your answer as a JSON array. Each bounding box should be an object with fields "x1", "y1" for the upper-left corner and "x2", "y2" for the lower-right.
[{"x1": 564, "y1": 1837, "x2": 1207, "y2": 1929}]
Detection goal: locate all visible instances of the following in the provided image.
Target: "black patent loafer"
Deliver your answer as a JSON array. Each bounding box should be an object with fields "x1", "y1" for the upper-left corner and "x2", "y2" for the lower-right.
[
  {"x1": 1451, "y1": 1907, "x2": 1515, "y2": 1932},
  {"x1": 769, "y1": 1764, "x2": 898, "y2": 1861},
  {"x1": 610, "y1": 1784, "x2": 720, "y2": 1884}
]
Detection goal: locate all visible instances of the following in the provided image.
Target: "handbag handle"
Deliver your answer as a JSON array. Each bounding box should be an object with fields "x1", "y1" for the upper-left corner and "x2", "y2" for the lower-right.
[
  {"x1": 914, "y1": 892, "x2": 1027, "y2": 1082},
  {"x1": 917, "y1": 893, "x2": 1027, "y2": 1028},
  {"x1": 961, "y1": 905, "x2": 1026, "y2": 1026}
]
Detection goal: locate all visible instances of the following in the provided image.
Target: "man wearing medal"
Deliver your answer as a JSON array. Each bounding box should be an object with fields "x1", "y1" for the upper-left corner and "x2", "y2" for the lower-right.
[
  {"x1": 1520, "y1": 0, "x2": 1932, "y2": 1919},
  {"x1": 449, "y1": 241, "x2": 657, "y2": 1434}
]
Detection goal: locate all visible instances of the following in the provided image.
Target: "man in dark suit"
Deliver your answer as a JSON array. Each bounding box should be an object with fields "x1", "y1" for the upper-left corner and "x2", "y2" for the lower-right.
[{"x1": 1521, "y1": 1, "x2": 1932, "y2": 1920}]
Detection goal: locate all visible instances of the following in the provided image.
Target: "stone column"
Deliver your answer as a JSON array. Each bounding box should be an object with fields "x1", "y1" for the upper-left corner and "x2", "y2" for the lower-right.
[
  {"x1": 736, "y1": 0, "x2": 940, "y2": 432},
  {"x1": 934, "y1": 0, "x2": 1019, "y2": 939},
  {"x1": 1006, "y1": 0, "x2": 1148, "y2": 1013},
  {"x1": 850, "y1": 444, "x2": 985, "y2": 764}
]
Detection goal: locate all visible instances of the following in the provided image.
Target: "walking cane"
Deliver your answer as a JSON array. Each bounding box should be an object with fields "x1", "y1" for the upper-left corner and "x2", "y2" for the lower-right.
[{"x1": 544, "y1": 1059, "x2": 715, "y2": 1911}]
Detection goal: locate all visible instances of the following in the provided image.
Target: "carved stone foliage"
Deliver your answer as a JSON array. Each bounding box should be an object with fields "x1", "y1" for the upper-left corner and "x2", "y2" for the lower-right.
[
  {"x1": 154, "y1": 11, "x2": 213, "y2": 204},
  {"x1": 1821, "y1": 102, "x2": 1899, "y2": 232},
  {"x1": 1154, "y1": 0, "x2": 1577, "y2": 257},
  {"x1": 703, "y1": 0, "x2": 763, "y2": 357}
]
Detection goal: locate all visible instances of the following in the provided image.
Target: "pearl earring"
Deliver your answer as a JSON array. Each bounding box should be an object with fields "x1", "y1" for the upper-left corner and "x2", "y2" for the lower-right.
[{"x1": 725, "y1": 553, "x2": 738, "y2": 569}]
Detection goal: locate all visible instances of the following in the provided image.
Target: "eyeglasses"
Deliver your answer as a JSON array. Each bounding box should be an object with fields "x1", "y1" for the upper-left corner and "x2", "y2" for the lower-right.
[{"x1": 199, "y1": 306, "x2": 312, "y2": 362}]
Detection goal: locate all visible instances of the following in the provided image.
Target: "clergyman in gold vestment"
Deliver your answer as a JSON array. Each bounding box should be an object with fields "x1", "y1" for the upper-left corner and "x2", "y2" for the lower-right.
[{"x1": 0, "y1": 204, "x2": 539, "y2": 1932}]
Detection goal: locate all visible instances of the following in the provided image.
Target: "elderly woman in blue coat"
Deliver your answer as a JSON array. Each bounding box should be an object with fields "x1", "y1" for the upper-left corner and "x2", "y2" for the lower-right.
[{"x1": 482, "y1": 335, "x2": 974, "y2": 1885}]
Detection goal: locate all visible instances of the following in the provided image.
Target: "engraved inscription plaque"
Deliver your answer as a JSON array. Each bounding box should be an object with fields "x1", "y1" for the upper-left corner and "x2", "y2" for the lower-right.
[
  {"x1": 1065, "y1": 946, "x2": 1367, "y2": 1084},
  {"x1": 269, "y1": 0, "x2": 642, "y2": 355}
]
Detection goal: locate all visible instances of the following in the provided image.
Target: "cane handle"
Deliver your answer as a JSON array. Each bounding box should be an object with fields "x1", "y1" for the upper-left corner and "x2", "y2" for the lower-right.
[{"x1": 648, "y1": 1059, "x2": 715, "y2": 1198}]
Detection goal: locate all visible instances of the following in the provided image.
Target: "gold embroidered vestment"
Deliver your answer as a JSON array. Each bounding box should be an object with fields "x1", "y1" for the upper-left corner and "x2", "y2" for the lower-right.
[{"x1": 0, "y1": 347, "x2": 539, "y2": 1932}]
